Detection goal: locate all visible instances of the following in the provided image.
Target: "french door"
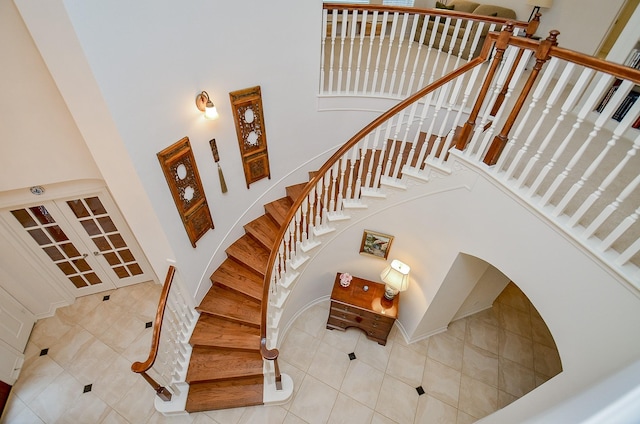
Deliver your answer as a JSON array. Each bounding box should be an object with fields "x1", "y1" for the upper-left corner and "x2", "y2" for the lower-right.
[{"x1": 4, "y1": 190, "x2": 153, "y2": 297}]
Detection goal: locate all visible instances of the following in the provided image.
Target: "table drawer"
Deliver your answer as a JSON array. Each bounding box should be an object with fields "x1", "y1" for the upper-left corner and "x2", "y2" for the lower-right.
[{"x1": 331, "y1": 302, "x2": 394, "y2": 327}]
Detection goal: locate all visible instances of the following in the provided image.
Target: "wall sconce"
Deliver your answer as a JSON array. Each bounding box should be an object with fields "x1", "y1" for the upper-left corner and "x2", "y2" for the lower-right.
[
  {"x1": 195, "y1": 91, "x2": 219, "y2": 120},
  {"x1": 380, "y1": 259, "x2": 410, "y2": 301},
  {"x1": 526, "y1": 0, "x2": 553, "y2": 21}
]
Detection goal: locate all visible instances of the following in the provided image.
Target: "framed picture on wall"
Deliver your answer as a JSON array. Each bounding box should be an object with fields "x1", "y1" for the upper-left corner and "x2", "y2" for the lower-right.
[{"x1": 359, "y1": 230, "x2": 393, "y2": 260}]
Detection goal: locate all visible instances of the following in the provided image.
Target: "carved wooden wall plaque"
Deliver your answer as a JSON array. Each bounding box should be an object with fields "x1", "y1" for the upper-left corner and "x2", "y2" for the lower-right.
[
  {"x1": 229, "y1": 86, "x2": 271, "y2": 188},
  {"x1": 157, "y1": 137, "x2": 214, "y2": 247}
]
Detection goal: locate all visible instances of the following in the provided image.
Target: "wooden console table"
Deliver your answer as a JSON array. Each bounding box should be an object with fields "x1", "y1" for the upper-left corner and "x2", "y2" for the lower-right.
[{"x1": 326, "y1": 273, "x2": 399, "y2": 345}]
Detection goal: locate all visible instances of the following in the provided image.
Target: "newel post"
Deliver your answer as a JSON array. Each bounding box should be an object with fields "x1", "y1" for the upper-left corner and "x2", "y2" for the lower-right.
[
  {"x1": 455, "y1": 24, "x2": 515, "y2": 151},
  {"x1": 483, "y1": 30, "x2": 559, "y2": 165},
  {"x1": 526, "y1": 13, "x2": 541, "y2": 38}
]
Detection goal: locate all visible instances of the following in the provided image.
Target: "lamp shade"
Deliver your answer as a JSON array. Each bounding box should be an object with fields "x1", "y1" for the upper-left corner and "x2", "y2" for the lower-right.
[
  {"x1": 204, "y1": 103, "x2": 219, "y2": 120},
  {"x1": 380, "y1": 259, "x2": 410, "y2": 292},
  {"x1": 526, "y1": 0, "x2": 553, "y2": 7}
]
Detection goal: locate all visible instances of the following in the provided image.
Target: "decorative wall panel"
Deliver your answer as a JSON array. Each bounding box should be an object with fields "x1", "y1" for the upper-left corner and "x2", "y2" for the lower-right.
[
  {"x1": 229, "y1": 86, "x2": 271, "y2": 188},
  {"x1": 157, "y1": 137, "x2": 214, "y2": 247}
]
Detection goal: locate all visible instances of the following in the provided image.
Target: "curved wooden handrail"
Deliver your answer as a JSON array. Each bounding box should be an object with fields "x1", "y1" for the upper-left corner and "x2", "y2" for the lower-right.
[
  {"x1": 259, "y1": 27, "x2": 503, "y2": 360},
  {"x1": 132, "y1": 265, "x2": 176, "y2": 373}
]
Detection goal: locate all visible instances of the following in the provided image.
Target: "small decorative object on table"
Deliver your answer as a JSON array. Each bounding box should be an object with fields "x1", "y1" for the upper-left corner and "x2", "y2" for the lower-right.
[
  {"x1": 339, "y1": 272, "x2": 352, "y2": 287},
  {"x1": 327, "y1": 273, "x2": 399, "y2": 345}
]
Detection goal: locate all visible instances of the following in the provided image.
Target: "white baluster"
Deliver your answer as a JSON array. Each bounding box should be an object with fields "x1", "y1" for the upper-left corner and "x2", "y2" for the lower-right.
[
  {"x1": 283, "y1": 227, "x2": 292, "y2": 269},
  {"x1": 588, "y1": 173, "x2": 640, "y2": 244},
  {"x1": 388, "y1": 13, "x2": 409, "y2": 96},
  {"x1": 397, "y1": 13, "x2": 419, "y2": 96},
  {"x1": 336, "y1": 9, "x2": 349, "y2": 94},
  {"x1": 294, "y1": 208, "x2": 302, "y2": 255},
  {"x1": 320, "y1": 9, "x2": 328, "y2": 94},
  {"x1": 322, "y1": 173, "x2": 331, "y2": 226},
  {"x1": 328, "y1": 9, "x2": 338, "y2": 94},
  {"x1": 600, "y1": 203, "x2": 640, "y2": 251},
  {"x1": 539, "y1": 72, "x2": 614, "y2": 206},
  {"x1": 441, "y1": 18, "x2": 463, "y2": 74},
  {"x1": 529, "y1": 67, "x2": 595, "y2": 197},
  {"x1": 428, "y1": 16, "x2": 452, "y2": 85},
  {"x1": 551, "y1": 78, "x2": 632, "y2": 216},
  {"x1": 397, "y1": 102, "x2": 420, "y2": 175},
  {"x1": 345, "y1": 147, "x2": 357, "y2": 202},
  {"x1": 384, "y1": 112, "x2": 407, "y2": 178},
  {"x1": 455, "y1": 19, "x2": 474, "y2": 65},
  {"x1": 416, "y1": 15, "x2": 439, "y2": 90},
  {"x1": 315, "y1": 180, "x2": 323, "y2": 227},
  {"x1": 354, "y1": 10, "x2": 367, "y2": 94},
  {"x1": 379, "y1": 12, "x2": 399, "y2": 95},
  {"x1": 616, "y1": 238, "x2": 640, "y2": 267},
  {"x1": 371, "y1": 12, "x2": 390, "y2": 94},
  {"x1": 429, "y1": 75, "x2": 465, "y2": 165},
  {"x1": 277, "y1": 241, "x2": 285, "y2": 280},
  {"x1": 508, "y1": 60, "x2": 574, "y2": 186},
  {"x1": 305, "y1": 191, "x2": 317, "y2": 246},
  {"x1": 300, "y1": 198, "x2": 309, "y2": 245},
  {"x1": 406, "y1": 13, "x2": 429, "y2": 96},
  {"x1": 338, "y1": 158, "x2": 348, "y2": 210},
  {"x1": 363, "y1": 11, "x2": 379, "y2": 94},
  {"x1": 345, "y1": 10, "x2": 358, "y2": 94},
  {"x1": 376, "y1": 122, "x2": 394, "y2": 184},
  {"x1": 422, "y1": 81, "x2": 450, "y2": 164},
  {"x1": 329, "y1": 163, "x2": 338, "y2": 213},
  {"x1": 464, "y1": 21, "x2": 485, "y2": 63},
  {"x1": 365, "y1": 126, "x2": 383, "y2": 188},
  {"x1": 570, "y1": 109, "x2": 640, "y2": 228},
  {"x1": 496, "y1": 50, "x2": 553, "y2": 177}
]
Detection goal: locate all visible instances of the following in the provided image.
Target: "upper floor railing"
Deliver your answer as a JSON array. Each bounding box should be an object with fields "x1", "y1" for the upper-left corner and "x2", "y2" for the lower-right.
[
  {"x1": 320, "y1": 3, "x2": 538, "y2": 98},
  {"x1": 261, "y1": 21, "x2": 640, "y2": 361}
]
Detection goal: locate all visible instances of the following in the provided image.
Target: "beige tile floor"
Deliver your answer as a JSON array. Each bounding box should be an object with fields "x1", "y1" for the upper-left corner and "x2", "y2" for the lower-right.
[{"x1": 1, "y1": 281, "x2": 561, "y2": 424}]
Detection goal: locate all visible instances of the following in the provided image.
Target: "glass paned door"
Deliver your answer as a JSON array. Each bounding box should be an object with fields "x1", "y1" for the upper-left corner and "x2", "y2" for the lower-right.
[
  {"x1": 10, "y1": 205, "x2": 114, "y2": 294},
  {"x1": 5, "y1": 190, "x2": 154, "y2": 298},
  {"x1": 65, "y1": 196, "x2": 147, "y2": 282}
]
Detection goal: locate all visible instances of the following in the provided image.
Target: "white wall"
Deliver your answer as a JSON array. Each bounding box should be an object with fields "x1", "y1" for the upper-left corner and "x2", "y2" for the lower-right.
[
  {"x1": 452, "y1": 263, "x2": 510, "y2": 321},
  {"x1": 0, "y1": 0, "x2": 102, "y2": 191}
]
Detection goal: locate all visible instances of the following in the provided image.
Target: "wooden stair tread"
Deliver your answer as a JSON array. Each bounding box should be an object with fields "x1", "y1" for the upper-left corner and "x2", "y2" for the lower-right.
[
  {"x1": 185, "y1": 376, "x2": 264, "y2": 412},
  {"x1": 225, "y1": 234, "x2": 270, "y2": 276},
  {"x1": 264, "y1": 197, "x2": 293, "y2": 227},
  {"x1": 244, "y1": 214, "x2": 280, "y2": 250},
  {"x1": 286, "y1": 182, "x2": 308, "y2": 202},
  {"x1": 187, "y1": 346, "x2": 263, "y2": 383},
  {"x1": 196, "y1": 285, "x2": 261, "y2": 327},
  {"x1": 190, "y1": 314, "x2": 260, "y2": 349},
  {"x1": 210, "y1": 259, "x2": 263, "y2": 301}
]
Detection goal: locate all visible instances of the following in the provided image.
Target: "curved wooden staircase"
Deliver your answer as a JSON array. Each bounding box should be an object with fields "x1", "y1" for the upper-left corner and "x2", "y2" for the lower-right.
[{"x1": 184, "y1": 183, "x2": 305, "y2": 412}]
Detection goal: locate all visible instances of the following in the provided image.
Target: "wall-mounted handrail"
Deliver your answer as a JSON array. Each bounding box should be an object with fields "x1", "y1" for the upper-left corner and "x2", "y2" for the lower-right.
[{"x1": 131, "y1": 265, "x2": 176, "y2": 401}]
